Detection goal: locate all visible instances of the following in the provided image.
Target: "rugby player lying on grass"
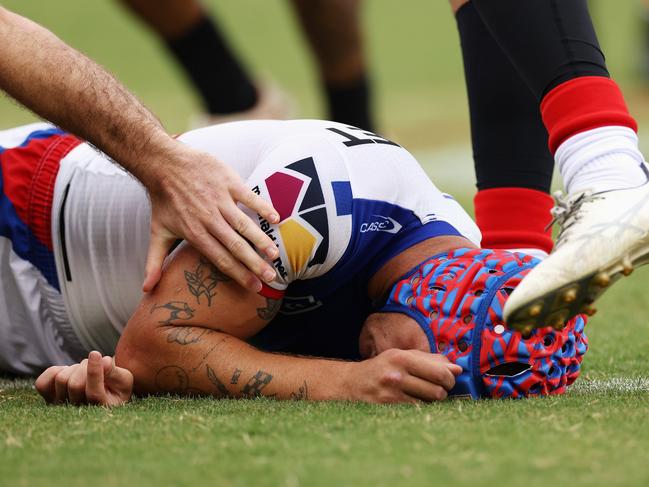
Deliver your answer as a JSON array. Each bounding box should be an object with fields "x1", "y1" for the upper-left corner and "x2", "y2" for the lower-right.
[{"x1": 0, "y1": 120, "x2": 586, "y2": 405}]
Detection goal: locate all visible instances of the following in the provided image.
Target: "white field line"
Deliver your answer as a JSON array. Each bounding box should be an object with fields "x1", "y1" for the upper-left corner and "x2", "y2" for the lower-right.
[
  {"x1": 570, "y1": 377, "x2": 649, "y2": 395},
  {"x1": 0, "y1": 378, "x2": 33, "y2": 390}
]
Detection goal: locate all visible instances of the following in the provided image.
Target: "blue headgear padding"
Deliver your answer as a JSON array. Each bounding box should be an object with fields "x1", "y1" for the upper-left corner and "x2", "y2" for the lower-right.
[{"x1": 380, "y1": 248, "x2": 588, "y2": 399}]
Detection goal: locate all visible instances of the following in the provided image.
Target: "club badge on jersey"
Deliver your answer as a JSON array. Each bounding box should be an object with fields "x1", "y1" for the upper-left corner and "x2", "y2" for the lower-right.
[{"x1": 380, "y1": 248, "x2": 588, "y2": 399}]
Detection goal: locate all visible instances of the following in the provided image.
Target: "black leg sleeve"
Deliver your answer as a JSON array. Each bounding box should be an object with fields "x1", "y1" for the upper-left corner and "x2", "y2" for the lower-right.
[
  {"x1": 325, "y1": 75, "x2": 374, "y2": 132},
  {"x1": 167, "y1": 16, "x2": 257, "y2": 115},
  {"x1": 456, "y1": 2, "x2": 554, "y2": 192},
  {"x1": 472, "y1": 0, "x2": 609, "y2": 99}
]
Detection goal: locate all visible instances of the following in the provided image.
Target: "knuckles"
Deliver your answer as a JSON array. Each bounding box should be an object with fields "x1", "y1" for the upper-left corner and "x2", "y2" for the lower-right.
[
  {"x1": 67, "y1": 377, "x2": 86, "y2": 395},
  {"x1": 377, "y1": 370, "x2": 403, "y2": 388},
  {"x1": 227, "y1": 238, "x2": 245, "y2": 256},
  {"x1": 232, "y1": 217, "x2": 250, "y2": 237},
  {"x1": 380, "y1": 348, "x2": 409, "y2": 367},
  {"x1": 54, "y1": 370, "x2": 70, "y2": 388}
]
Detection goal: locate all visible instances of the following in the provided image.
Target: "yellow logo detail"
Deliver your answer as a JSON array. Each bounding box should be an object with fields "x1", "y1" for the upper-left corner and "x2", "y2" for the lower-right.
[{"x1": 279, "y1": 220, "x2": 317, "y2": 273}]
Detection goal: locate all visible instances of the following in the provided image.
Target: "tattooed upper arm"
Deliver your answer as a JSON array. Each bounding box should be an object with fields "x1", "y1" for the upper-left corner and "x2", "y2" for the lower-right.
[
  {"x1": 184, "y1": 257, "x2": 231, "y2": 306},
  {"x1": 139, "y1": 242, "x2": 281, "y2": 339}
]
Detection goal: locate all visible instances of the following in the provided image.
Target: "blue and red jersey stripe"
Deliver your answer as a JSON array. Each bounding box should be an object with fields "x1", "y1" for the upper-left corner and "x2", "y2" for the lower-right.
[{"x1": 0, "y1": 127, "x2": 81, "y2": 290}]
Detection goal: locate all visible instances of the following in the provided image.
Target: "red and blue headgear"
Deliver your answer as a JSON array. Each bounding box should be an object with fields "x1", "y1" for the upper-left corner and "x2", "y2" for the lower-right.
[{"x1": 380, "y1": 248, "x2": 588, "y2": 399}]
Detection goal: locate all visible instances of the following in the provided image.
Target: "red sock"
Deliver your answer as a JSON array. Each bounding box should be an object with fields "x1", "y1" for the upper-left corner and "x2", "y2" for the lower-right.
[
  {"x1": 541, "y1": 76, "x2": 637, "y2": 153},
  {"x1": 474, "y1": 188, "x2": 554, "y2": 253}
]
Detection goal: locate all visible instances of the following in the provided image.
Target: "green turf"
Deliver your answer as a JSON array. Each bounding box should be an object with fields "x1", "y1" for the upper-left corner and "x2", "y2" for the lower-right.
[
  {"x1": 1, "y1": 1, "x2": 649, "y2": 486},
  {"x1": 2, "y1": 266, "x2": 649, "y2": 487}
]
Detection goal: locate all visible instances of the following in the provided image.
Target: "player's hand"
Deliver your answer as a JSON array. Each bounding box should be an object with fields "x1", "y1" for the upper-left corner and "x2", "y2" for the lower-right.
[
  {"x1": 142, "y1": 143, "x2": 280, "y2": 293},
  {"x1": 344, "y1": 349, "x2": 462, "y2": 403},
  {"x1": 34, "y1": 351, "x2": 133, "y2": 406}
]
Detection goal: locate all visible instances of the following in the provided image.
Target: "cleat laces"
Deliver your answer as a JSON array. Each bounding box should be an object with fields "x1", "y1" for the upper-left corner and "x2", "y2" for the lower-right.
[{"x1": 547, "y1": 191, "x2": 602, "y2": 247}]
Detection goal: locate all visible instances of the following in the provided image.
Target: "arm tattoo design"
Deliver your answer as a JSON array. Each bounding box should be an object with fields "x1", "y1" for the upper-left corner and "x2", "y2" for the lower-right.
[
  {"x1": 151, "y1": 301, "x2": 195, "y2": 325},
  {"x1": 256, "y1": 298, "x2": 282, "y2": 321},
  {"x1": 230, "y1": 368, "x2": 242, "y2": 385},
  {"x1": 184, "y1": 257, "x2": 231, "y2": 306},
  {"x1": 166, "y1": 326, "x2": 214, "y2": 346},
  {"x1": 155, "y1": 366, "x2": 189, "y2": 393},
  {"x1": 240, "y1": 370, "x2": 273, "y2": 398},
  {"x1": 290, "y1": 381, "x2": 309, "y2": 401},
  {"x1": 206, "y1": 365, "x2": 230, "y2": 398}
]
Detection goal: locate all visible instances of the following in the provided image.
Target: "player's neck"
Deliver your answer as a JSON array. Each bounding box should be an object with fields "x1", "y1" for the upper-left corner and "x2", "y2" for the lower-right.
[{"x1": 367, "y1": 236, "x2": 478, "y2": 301}]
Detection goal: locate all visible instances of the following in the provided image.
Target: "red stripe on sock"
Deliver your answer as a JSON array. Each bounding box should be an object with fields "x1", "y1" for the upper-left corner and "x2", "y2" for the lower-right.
[
  {"x1": 541, "y1": 77, "x2": 637, "y2": 154},
  {"x1": 474, "y1": 188, "x2": 554, "y2": 253}
]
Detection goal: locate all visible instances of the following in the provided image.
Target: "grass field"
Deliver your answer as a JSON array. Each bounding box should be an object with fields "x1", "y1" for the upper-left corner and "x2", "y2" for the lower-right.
[{"x1": 1, "y1": 1, "x2": 649, "y2": 486}]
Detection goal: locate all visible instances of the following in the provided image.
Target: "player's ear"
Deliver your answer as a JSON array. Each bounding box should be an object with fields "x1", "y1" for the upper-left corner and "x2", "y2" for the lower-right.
[{"x1": 358, "y1": 315, "x2": 378, "y2": 358}]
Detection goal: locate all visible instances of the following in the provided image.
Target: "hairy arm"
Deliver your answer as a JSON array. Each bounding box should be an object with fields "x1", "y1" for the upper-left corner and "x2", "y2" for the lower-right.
[
  {"x1": 0, "y1": 7, "x2": 167, "y2": 178},
  {"x1": 0, "y1": 7, "x2": 279, "y2": 291}
]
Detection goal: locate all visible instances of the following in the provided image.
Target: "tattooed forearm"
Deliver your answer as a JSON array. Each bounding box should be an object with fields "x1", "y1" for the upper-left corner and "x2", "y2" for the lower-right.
[
  {"x1": 151, "y1": 301, "x2": 195, "y2": 325},
  {"x1": 240, "y1": 370, "x2": 273, "y2": 397},
  {"x1": 166, "y1": 326, "x2": 214, "y2": 345},
  {"x1": 231, "y1": 368, "x2": 242, "y2": 384},
  {"x1": 184, "y1": 257, "x2": 231, "y2": 306},
  {"x1": 206, "y1": 364, "x2": 230, "y2": 398},
  {"x1": 256, "y1": 298, "x2": 282, "y2": 321},
  {"x1": 290, "y1": 381, "x2": 309, "y2": 401}
]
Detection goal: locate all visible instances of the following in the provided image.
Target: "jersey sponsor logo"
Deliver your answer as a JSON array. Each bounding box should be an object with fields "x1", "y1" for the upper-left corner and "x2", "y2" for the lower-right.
[
  {"x1": 360, "y1": 215, "x2": 402, "y2": 234},
  {"x1": 279, "y1": 295, "x2": 323, "y2": 315},
  {"x1": 253, "y1": 186, "x2": 288, "y2": 279},
  {"x1": 259, "y1": 157, "x2": 330, "y2": 276}
]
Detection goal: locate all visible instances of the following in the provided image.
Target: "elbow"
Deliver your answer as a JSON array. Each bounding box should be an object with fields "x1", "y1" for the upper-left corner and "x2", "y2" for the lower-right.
[{"x1": 114, "y1": 331, "x2": 159, "y2": 395}]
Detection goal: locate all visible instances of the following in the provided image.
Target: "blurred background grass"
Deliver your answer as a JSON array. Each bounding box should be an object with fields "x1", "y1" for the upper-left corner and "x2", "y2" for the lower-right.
[{"x1": 2, "y1": 1, "x2": 647, "y2": 153}]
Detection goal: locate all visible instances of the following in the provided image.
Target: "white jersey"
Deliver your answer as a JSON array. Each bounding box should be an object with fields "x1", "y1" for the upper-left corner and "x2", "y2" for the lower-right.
[{"x1": 0, "y1": 120, "x2": 480, "y2": 373}]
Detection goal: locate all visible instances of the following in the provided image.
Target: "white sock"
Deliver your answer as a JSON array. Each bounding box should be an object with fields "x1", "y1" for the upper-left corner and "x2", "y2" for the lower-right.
[{"x1": 556, "y1": 126, "x2": 648, "y2": 195}]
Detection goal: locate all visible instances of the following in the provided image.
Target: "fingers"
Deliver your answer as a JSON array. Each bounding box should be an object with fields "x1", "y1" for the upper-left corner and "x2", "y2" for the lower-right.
[
  {"x1": 34, "y1": 366, "x2": 66, "y2": 403},
  {"x1": 427, "y1": 353, "x2": 464, "y2": 376},
  {"x1": 221, "y1": 202, "x2": 279, "y2": 262},
  {"x1": 400, "y1": 375, "x2": 449, "y2": 402},
  {"x1": 403, "y1": 352, "x2": 459, "y2": 392},
  {"x1": 143, "y1": 227, "x2": 175, "y2": 292},
  {"x1": 67, "y1": 359, "x2": 97, "y2": 405},
  {"x1": 447, "y1": 363, "x2": 463, "y2": 376},
  {"x1": 102, "y1": 354, "x2": 115, "y2": 376},
  {"x1": 233, "y1": 183, "x2": 279, "y2": 225},
  {"x1": 103, "y1": 356, "x2": 135, "y2": 402},
  {"x1": 85, "y1": 351, "x2": 108, "y2": 405},
  {"x1": 35, "y1": 353, "x2": 131, "y2": 407},
  {"x1": 216, "y1": 205, "x2": 278, "y2": 276},
  {"x1": 54, "y1": 364, "x2": 79, "y2": 404},
  {"x1": 188, "y1": 228, "x2": 263, "y2": 291}
]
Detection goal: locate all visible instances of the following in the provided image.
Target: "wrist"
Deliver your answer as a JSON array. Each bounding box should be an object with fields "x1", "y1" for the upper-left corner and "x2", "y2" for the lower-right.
[
  {"x1": 321, "y1": 360, "x2": 357, "y2": 401},
  {"x1": 124, "y1": 129, "x2": 181, "y2": 188}
]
